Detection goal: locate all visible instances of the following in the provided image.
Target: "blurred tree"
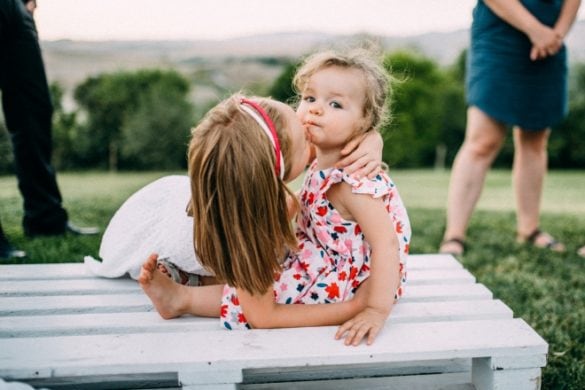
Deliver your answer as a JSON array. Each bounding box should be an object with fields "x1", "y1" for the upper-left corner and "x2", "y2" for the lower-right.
[
  {"x1": 551, "y1": 63, "x2": 585, "y2": 168},
  {"x1": 49, "y1": 82, "x2": 79, "y2": 170},
  {"x1": 267, "y1": 61, "x2": 298, "y2": 105},
  {"x1": 381, "y1": 51, "x2": 466, "y2": 168},
  {"x1": 74, "y1": 69, "x2": 193, "y2": 170},
  {"x1": 121, "y1": 83, "x2": 193, "y2": 170}
]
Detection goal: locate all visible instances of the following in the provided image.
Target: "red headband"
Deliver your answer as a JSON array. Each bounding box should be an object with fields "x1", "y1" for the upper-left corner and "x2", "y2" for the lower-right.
[{"x1": 240, "y1": 98, "x2": 284, "y2": 179}]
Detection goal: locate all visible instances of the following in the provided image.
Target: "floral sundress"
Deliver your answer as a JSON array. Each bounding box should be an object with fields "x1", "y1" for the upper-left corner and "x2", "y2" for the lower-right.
[{"x1": 220, "y1": 161, "x2": 411, "y2": 330}]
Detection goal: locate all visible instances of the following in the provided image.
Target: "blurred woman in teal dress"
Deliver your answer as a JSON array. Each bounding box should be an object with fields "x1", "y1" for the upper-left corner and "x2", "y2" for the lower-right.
[{"x1": 440, "y1": 0, "x2": 581, "y2": 256}]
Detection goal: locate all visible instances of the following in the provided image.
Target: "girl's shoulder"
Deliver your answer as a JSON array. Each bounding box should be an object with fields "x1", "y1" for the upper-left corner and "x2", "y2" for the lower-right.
[{"x1": 314, "y1": 167, "x2": 395, "y2": 199}]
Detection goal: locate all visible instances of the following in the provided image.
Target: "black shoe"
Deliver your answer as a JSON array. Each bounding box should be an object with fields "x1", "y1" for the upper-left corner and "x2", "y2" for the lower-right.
[
  {"x1": 0, "y1": 243, "x2": 27, "y2": 260},
  {"x1": 65, "y1": 221, "x2": 100, "y2": 236}
]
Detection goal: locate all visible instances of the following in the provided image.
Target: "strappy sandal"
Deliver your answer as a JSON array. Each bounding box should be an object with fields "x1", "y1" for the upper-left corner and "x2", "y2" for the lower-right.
[
  {"x1": 439, "y1": 237, "x2": 465, "y2": 256},
  {"x1": 517, "y1": 229, "x2": 566, "y2": 253},
  {"x1": 157, "y1": 257, "x2": 200, "y2": 286}
]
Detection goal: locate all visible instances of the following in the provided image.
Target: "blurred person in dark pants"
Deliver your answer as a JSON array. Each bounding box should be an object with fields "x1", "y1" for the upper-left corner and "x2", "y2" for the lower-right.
[{"x1": 0, "y1": 0, "x2": 98, "y2": 260}]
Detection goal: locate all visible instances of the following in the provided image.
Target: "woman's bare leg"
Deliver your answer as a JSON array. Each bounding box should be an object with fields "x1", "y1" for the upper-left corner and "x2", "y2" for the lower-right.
[
  {"x1": 441, "y1": 107, "x2": 506, "y2": 254},
  {"x1": 513, "y1": 127, "x2": 565, "y2": 251},
  {"x1": 513, "y1": 127, "x2": 549, "y2": 237},
  {"x1": 139, "y1": 254, "x2": 223, "y2": 319}
]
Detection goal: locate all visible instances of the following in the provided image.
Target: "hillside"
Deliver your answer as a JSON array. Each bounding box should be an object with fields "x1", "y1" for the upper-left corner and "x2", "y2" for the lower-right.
[{"x1": 40, "y1": 21, "x2": 585, "y2": 107}]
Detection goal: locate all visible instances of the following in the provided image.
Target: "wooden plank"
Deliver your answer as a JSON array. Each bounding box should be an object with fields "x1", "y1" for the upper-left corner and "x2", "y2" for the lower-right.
[
  {"x1": 406, "y1": 254, "x2": 462, "y2": 270},
  {"x1": 0, "y1": 283, "x2": 493, "y2": 317},
  {"x1": 0, "y1": 294, "x2": 152, "y2": 316},
  {"x1": 0, "y1": 254, "x2": 462, "y2": 282},
  {"x1": 0, "y1": 278, "x2": 141, "y2": 297},
  {"x1": 0, "y1": 262, "x2": 94, "y2": 281},
  {"x1": 0, "y1": 300, "x2": 513, "y2": 338},
  {"x1": 242, "y1": 359, "x2": 471, "y2": 385},
  {"x1": 24, "y1": 373, "x2": 179, "y2": 390},
  {"x1": 0, "y1": 269, "x2": 475, "y2": 298},
  {"x1": 0, "y1": 312, "x2": 218, "y2": 338},
  {"x1": 0, "y1": 319, "x2": 547, "y2": 382},
  {"x1": 401, "y1": 283, "x2": 492, "y2": 302},
  {"x1": 239, "y1": 372, "x2": 473, "y2": 390},
  {"x1": 407, "y1": 268, "x2": 475, "y2": 285}
]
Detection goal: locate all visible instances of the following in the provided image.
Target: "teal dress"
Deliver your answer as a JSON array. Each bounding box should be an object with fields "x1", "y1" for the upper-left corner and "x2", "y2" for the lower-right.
[{"x1": 466, "y1": 0, "x2": 568, "y2": 130}]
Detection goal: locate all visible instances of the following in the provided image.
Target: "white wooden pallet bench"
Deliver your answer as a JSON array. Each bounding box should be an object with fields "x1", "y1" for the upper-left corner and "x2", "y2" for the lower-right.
[{"x1": 0, "y1": 254, "x2": 547, "y2": 390}]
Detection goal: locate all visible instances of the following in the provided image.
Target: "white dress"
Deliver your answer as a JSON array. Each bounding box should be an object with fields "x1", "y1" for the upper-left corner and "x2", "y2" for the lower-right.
[{"x1": 84, "y1": 175, "x2": 212, "y2": 280}]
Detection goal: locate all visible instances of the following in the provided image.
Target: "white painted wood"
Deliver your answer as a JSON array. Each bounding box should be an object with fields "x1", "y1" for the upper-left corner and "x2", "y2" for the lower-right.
[
  {"x1": 242, "y1": 359, "x2": 472, "y2": 383},
  {"x1": 407, "y1": 268, "x2": 475, "y2": 285},
  {"x1": 0, "y1": 254, "x2": 462, "y2": 282},
  {"x1": 239, "y1": 372, "x2": 473, "y2": 390},
  {"x1": 179, "y1": 369, "x2": 242, "y2": 387},
  {"x1": 0, "y1": 283, "x2": 493, "y2": 318},
  {"x1": 401, "y1": 283, "x2": 492, "y2": 302},
  {"x1": 0, "y1": 312, "x2": 218, "y2": 337},
  {"x1": 0, "y1": 255, "x2": 548, "y2": 389},
  {"x1": 0, "y1": 262, "x2": 95, "y2": 281},
  {"x1": 0, "y1": 300, "x2": 513, "y2": 338},
  {"x1": 0, "y1": 267, "x2": 472, "y2": 298},
  {"x1": 0, "y1": 294, "x2": 152, "y2": 316},
  {"x1": 406, "y1": 254, "x2": 463, "y2": 270},
  {"x1": 490, "y1": 355, "x2": 548, "y2": 370},
  {"x1": 0, "y1": 319, "x2": 547, "y2": 381},
  {"x1": 472, "y1": 358, "x2": 543, "y2": 390},
  {"x1": 0, "y1": 278, "x2": 140, "y2": 297}
]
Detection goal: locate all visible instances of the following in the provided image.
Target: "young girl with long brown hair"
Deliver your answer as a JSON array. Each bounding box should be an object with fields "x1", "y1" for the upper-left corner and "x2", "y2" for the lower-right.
[{"x1": 141, "y1": 50, "x2": 409, "y2": 345}]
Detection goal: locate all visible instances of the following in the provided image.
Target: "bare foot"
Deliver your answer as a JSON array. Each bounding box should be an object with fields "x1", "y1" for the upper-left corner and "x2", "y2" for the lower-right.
[{"x1": 139, "y1": 253, "x2": 190, "y2": 319}]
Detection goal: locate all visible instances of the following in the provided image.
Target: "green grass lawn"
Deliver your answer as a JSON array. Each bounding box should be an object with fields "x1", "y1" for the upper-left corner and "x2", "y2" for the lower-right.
[{"x1": 1, "y1": 169, "x2": 584, "y2": 389}]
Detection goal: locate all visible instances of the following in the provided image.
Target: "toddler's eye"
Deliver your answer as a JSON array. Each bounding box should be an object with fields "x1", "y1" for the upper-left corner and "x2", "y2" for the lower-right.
[
  {"x1": 330, "y1": 101, "x2": 342, "y2": 109},
  {"x1": 303, "y1": 96, "x2": 315, "y2": 102}
]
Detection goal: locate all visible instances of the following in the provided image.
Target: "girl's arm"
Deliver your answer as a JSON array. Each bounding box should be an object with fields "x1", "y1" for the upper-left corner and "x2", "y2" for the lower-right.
[
  {"x1": 328, "y1": 183, "x2": 401, "y2": 345},
  {"x1": 236, "y1": 286, "x2": 366, "y2": 329},
  {"x1": 336, "y1": 131, "x2": 383, "y2": 179}
]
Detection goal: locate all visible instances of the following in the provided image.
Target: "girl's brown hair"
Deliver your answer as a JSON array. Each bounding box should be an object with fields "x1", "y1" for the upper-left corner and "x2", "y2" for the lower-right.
[
  {"x1": 293, "y1": 48, "x2": 391, "y2": 137},
  {"x1": 188, "y1": 94, "x2": 297, "y2": 295}
]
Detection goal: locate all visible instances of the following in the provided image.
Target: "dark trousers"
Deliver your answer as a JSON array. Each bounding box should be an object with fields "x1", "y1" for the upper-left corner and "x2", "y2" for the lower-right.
[{"x1": 1, "y1": 0, "x2": 67, "y2": 236}]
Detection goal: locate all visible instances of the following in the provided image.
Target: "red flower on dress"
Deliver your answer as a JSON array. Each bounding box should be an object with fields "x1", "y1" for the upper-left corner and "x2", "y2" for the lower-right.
[
  {"x1": 334, "y1": 226, "x2": 347, "y2": 234},
  {"x1": 338, "y1": 271, "x2": 347, "y2": 281},
  {"x1": 325, "y1": 282, "x2": 340, "y2": 299},
  {"x1": 316, "y1": 206, "x2": 328, "y2": 216},
  {"x1": 293, "y1": 273, "x2": 302, "y2": 280},
  {"x1": 354, "y1": 225, "x2": 362, "y2": 235},
  {"x1": 396, "y1": 222, "x2": 403, "y2": 234},
  {"x1": 220, "y1": 304, "x2": 228, "y2": 317},
  {"x1": 238, "y1": 313, "x2": 247, "y2": 323},
  {"x1": 231, "y1": 295, "x2": 239, "y2": 306}
]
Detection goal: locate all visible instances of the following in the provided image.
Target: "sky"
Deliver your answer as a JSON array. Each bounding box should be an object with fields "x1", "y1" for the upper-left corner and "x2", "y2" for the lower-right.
[{"x1": 34, "y1": 0, "x2": 584, "y2": 42}]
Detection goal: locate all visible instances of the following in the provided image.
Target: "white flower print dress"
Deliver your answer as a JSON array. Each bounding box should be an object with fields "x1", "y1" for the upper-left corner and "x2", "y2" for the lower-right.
[{"x1": 220, "y1": 161, "x2": 411, "y2": 330}]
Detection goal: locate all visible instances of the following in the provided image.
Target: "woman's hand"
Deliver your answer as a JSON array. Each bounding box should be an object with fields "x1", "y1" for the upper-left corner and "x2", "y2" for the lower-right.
[
  {"x1": 335, "y1": 307, "x2": 388, "y2": 346},
  {"x1": 336, "y1": 132, "x2": 384, "y2": 179},
  {"x1": 528, "y1": 23, "x2": 563, "y2": 61}
]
